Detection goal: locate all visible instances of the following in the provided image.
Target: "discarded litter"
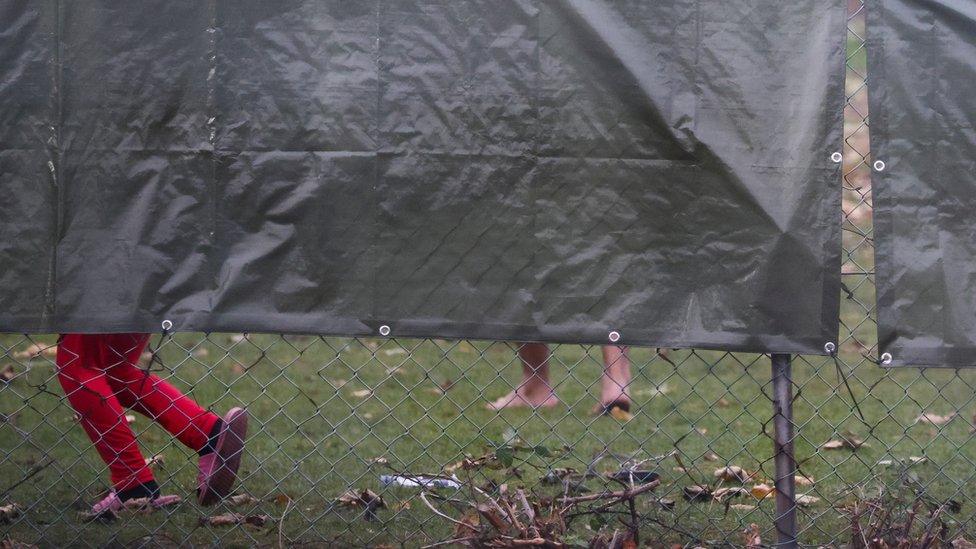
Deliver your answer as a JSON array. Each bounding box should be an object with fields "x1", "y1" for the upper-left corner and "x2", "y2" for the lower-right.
[{"x1": 379, "y1": 475, "x2": 461, "y2": 489}]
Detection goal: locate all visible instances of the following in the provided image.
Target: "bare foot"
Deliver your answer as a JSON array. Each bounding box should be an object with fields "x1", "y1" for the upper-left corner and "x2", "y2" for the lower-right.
[{"x1": 486, "y1": 385, "x2": 560, "y2": 411}]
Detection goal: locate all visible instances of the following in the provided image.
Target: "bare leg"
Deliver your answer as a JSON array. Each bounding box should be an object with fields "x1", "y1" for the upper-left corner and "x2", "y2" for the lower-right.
[
  {"x1": 598, "y1": 346, "x2": 632, "y2": 411},
  {"x1": 486, "y1": 343, "x2": 560, "y2": 410}
]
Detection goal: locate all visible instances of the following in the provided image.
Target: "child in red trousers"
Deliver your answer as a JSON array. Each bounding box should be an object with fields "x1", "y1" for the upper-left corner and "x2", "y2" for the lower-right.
[{"x1": 56, "y1": 333, "x2": 247, "y2": 516}]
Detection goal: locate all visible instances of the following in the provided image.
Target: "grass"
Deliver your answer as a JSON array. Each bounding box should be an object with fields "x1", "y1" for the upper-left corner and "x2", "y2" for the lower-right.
[{"x1": 2, "y1": 331, "x2": 976, "y2": 547}]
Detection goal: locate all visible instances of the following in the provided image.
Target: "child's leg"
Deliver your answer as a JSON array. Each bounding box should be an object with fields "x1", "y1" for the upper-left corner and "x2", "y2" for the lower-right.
[
  {"x1": 599, "y1": 346, "x2": 632, "y2": 409},
  {"x1": 486, "y1": 343, "x2": 559, "y2": 410},
  {"x1": 56, "y1": 334, "x2": 154, "y2": 491},
  {"x1": 101, "y1": 334, "x2": 220, "y2": 453}
]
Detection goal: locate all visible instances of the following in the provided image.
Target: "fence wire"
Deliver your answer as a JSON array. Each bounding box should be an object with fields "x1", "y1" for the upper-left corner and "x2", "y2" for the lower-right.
[{"x1": 3, "y1": 2, "x2": 975, "y2": 547}]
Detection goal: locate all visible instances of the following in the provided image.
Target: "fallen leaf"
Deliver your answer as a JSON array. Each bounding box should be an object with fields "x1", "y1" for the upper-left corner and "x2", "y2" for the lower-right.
[
  {"x1": 695, "y1": 427, "x2": 708, "y2": 435},
  {"x1": 751, "y1": 483, "x2": 775, "y2": 500},
  {"x1": 717, "y1": 397, "x2": 732, "y2": 408},
  {"x1": 0, "y1": 539, "x2": 38, "y2": 549},
  {"x1": 329, "y1": 378, "x2": 348, "y2": 389},
  {"x1": 713, "y1": 487, "x2": 749, "y2": 501},
  {"x1": 796, "y1": 494, "x2": 820, "y2": 506},
  {"x1": 0, "y1": 364, "x2": 16, "y2": 383},
  {"x1": 683, "y1": 485, "x2": 712, "y2": 502},
  {"x1": 916, "y1": 412, "x2": 955, "y2": 426},
  {"x1": 231, "y1": 363, "x2": 246, "y2": 375},
  {"x1": 822, "y1": 434, "x2": 867, "y2": 450},
  {"x1": 609, "y1": 406, "x2": 633, "y2": 422},
  {"x1": 0, "y1": 503, "x2": 22, "y2": 524},
  {"x1": 366, "y1": 456, "x2": 389, "y2": 466},
  {"x1": 731, "y1": 504, "x2": 756, "y2": 511},
  {"x1": 350, "y1": 389, "x2": 372, "y2": 399},
  {"x1": 336, "y1": 489, "x2": 385, "y2": 521},
  {"x1": 125, "y1": 415, "x2": 136, "y2": 424},
  {"x1": 714, "y1": 465, "x2": 751, "y2": 483},
  {"x1": 199, "y1": 513, "x2": 271, "y2": 528},
  {"x1": 658, "y1": 498, "x2": 676, "y2": 510},
  {"x1": 952, "y1": 538, "x2": 976, "y2": 549},
  {"x1": 192, "y1": 348, "x2": 209, "y2": 358},
  {"x1": 273, "y1": 494, "x2": 293, "y2": 505},
  {"x1": 41, "y1": 346, "x2": 58, "y2": 358},
  {"x1": 703, "y1": 452, "x2": 720, "y2": 462},
  {"x1": 144, "y1": 454, "x2": 165, "y2": 470},
  {"x1": 229, "y1": 334, "x2": 247, "y2": 343},
  {"x1": 742, "y1": 523, "x2": 761, "y2": 548},
  {"x1": 382, "y1": 348, "x2": 406, "y2": 356},
  {"x1": 795, "y1": 475, "x2": 815, "y2": 487},
  {"x1": 226, "y1": 494, "x2": 259, "y2": 507}
]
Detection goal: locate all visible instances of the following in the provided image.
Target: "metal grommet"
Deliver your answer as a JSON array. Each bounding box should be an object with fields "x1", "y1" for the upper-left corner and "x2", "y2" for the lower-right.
[
  {"x1": 824, "y1": 342, "x2": 836, "y2": 354},
  {"x1": 873, "y1": 159, "x2": 886, "y2": 172},
  {"x1": 880, "y1": 352, "x2": 893, "y2": 365},
  {"x1": 161, "y1": 319, "x2": 173, "y2": 331},
  {"x1": 608, "y1": 331, "x2": 621, "y2": 343},
  {"x1": 378, "y1": 325, "x2": 391, "y2": 337},
  {"x1": 830, "y1": 152, "x2": 843, "y2": 163}
]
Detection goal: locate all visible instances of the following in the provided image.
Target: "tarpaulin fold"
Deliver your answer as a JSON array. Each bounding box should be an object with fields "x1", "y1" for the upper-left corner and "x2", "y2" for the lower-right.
[
  {"x1": 867, "y1": 0, "x2": 976, "y2": 367},
  {"x1": 0, "y1": 1, "x2": 847, "y2": 354}
]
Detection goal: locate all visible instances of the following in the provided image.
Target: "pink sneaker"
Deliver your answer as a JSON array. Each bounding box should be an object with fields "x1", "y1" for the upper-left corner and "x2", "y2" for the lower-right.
[{"x1": 197, "y1": 407, "x2": 248, "y2": 506}]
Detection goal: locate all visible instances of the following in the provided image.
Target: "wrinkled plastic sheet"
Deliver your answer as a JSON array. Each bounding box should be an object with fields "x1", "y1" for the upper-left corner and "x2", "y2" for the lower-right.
[
  {"x1": 867, "y1": 0, "x2": 976, "y2": 367},
  {"x1": 0, "y1": 1, "x2": 846, "y2": 354}
]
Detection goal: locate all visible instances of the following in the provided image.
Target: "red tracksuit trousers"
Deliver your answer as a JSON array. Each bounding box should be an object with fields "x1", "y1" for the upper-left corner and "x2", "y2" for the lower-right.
[{"x1": 56, "y1": 334, "x2": 219, "y2": 491}]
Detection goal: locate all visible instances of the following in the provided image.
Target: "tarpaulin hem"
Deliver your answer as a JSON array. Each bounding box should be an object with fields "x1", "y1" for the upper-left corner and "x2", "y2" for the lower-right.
[{"x1": 0, "y1": 314, "x2": 832, "y2": 356}]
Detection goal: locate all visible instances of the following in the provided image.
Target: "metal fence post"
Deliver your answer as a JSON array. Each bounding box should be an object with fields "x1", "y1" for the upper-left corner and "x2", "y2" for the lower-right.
[{"x1": 771, "y1": 353, "x2": 797, "y2": 547}]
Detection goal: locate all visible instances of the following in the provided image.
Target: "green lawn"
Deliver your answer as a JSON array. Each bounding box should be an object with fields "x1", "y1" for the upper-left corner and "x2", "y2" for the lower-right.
[{"x1": 2, "y1": 332, "x2": 976, "y2": 547}]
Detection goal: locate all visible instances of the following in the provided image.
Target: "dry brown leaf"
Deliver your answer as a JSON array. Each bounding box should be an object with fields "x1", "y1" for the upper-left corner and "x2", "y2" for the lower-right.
[
  {"x1": 822, "y1": 434, "x2": 867, "y2": 450},
  {"x1": 231, "y1": 363, "x2": 246, "y2": 375},
  {"x1": 0, "y1": 539, "x2": 39, "y2": 549},
  {"x1": 226, "y1": 494, "x2": 259, "y2": 507},
  {"x1": 683, "y1": 485, "x2": 712, "y2": 502},
  {"x1": 351, "y1": 389, "x2": 372, "y2": 399},
  {"x1": 0, "y1": 364, "x2": 16, "y2": 383},
  {"x1": 199, "y1": 513, "x2": 271, "y2": 528},
  {"x1": 952, "y1": 538, "x2": 976, "y2": 549},
  {"x1": 336, "y1": 489, "x2": 385, "y2": 520},
  {"x1": 695, "y1": 427, "x2": 708, "y2": 435},
  {"x1": 144, "y1": 454, "x2": 165, "y2": 470},
  {"x1": 41, "y1": 346, "x2": 58, "y2": 358},
  {"x1": 796, "y1": 494, "x2": 820, "y2": 506},
  {"x1": 273, "y1": 494, "x2": 293, "y2": 506},
  {"x1": 125, "y1": 415, "x2": 136, "y2": 424},
  {"x1": 742, "y1": 523, "x2": 761, "y2": 548},
  {"x1": 750, "y1": 483, "x2": 775, "y2": 500},
  {"x1": 673, "y1": 466, "x2": 687, "y2": 473},
  {"x1": 717, "y1": 397, "x2": 732, "y2": 408},
  {"x1": 0, "y1": 503, "x2": 22, "y2": 524},
  {"x1": 795, "y1": 475, "x2": 815, "y2": 486},
  {"x1": 714, "y1": 465, "x2": 751, "y2": 483},
  {"x1": 192, "y1": 347, "x2": 210, "y2": 358},
  {"x1": 609, "y1": 407, "x2": 633, "y2": 422},
  {"x1": 703, "y1": 452, "x2": 720, "y2": 462},
  {"x1": 916, "y1": 412, "x2": 955, "y2": 426},
  {"x1": 713, "y1": 487, "x2": 749, "y2": 501},
  {"x1": 730, "y1": 504, "x2": 756, "y2": 511}
]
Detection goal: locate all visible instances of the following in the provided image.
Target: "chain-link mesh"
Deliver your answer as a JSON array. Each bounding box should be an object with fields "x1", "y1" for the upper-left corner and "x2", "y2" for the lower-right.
[{"x1": 3, "y1": 2, "x2": 975, "y2": 547}]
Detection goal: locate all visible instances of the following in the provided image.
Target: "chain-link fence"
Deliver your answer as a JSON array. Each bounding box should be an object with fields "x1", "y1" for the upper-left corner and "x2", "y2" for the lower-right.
[{"x1": 3, "y1": 2, "x2": 975, "y2": 547}]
